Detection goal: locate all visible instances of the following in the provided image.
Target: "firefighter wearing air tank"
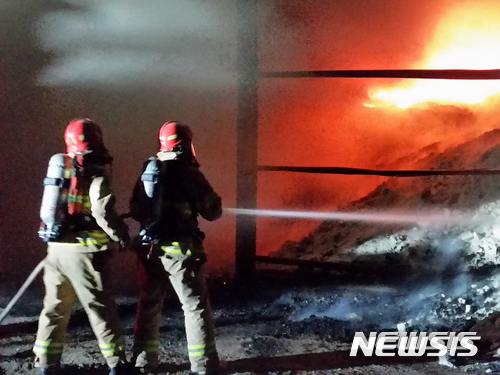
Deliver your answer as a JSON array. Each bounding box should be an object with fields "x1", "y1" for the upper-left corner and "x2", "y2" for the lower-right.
[
  {"x1": 34, "y1": 119, "x2": 130, "y2": 375},
  {"x1": 130, "y1": 121, "x2": 222, "y2": 375}
]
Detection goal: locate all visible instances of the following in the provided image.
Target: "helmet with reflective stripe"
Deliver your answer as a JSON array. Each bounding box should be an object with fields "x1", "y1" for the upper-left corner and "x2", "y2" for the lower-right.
[
  {"x1": 64, "y1": 118, "x2": 113, "y2": 168},
  {"x1": 64, "y1": 118, "x2": 104, "y2": 155},
  {"x1": 159, "y1": 121, "x2": 193, "y2": 152}
]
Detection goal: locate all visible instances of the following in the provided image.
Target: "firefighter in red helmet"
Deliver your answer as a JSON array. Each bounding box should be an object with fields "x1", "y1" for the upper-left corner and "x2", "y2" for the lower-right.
[
  {"x1": 34, "y1": 119, "x2": 130, "y2": 375},
  {"x1": 130, "y1": 121, "x2": 222, "y2": 375}
]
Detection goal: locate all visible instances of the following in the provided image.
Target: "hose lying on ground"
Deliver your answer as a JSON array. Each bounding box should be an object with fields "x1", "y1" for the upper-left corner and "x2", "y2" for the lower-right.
[{"x1": 0, "y1": 259, "x2": 46, "y2": 325}]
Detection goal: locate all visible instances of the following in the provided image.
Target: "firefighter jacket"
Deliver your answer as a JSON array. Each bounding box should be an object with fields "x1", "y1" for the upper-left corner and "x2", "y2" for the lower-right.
[
  {"x1": 130, "y1": 151, "x2": 222, "y2": 245},
  {"x1": 130, "y1": 151, "x2": 222, "y2": 373},
  {"x1": 34, "y1": 163, "x2": 129, "y2": 370},
  {"x1": 51, "y1": 172, "x2": 129, "y2": 252}
]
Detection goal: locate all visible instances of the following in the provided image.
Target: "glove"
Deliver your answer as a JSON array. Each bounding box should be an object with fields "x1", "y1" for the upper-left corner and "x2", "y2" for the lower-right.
[
  {"x1": 118, "y1": 235, "x2": 131, "y2": 252},
  {"x1": 131, "y1": 228, "x2": 157, "y2": 258},
  {"x1": 139, "y1": 228, "x2": 153, "y2": 246},
  {"x1": 38, "y1": 224, "x2": 63, "y2": 242}
]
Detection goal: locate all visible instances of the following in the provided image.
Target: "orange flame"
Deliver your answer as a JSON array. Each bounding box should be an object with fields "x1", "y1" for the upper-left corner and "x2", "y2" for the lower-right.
[{"x1": 367, "y1": 3, "x2": 500, "y2": 109}]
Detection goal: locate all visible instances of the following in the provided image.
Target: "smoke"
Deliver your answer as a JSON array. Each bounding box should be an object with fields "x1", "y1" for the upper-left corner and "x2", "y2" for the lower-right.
[
  {"x1": 286, "y1": 215, "x2": 487, "y2": 328},
  {"x1": 5, "y1": 0, "x2": 500, "y2": 282},
  {"x1": 254, "y1": 0, "x2": 500, "y2": 255},
  {"x1": 290, "y1": 276, "x2": 475, "y2": 328},
  {"x1": 36, "y1": 0, "x2": 236, "y2": 89},
  {"x1": 292, "y1": 296, "x2": 357, "y2": 322},
  {"x1": 428, "y1": 235, "x2": 467, "y2": 272},
  {"x1": 257, "y1": 0, "x2": 465, "y2": 169},
  {"x1": 291, "y1": 291, "x2": 400, "y2": 327}
]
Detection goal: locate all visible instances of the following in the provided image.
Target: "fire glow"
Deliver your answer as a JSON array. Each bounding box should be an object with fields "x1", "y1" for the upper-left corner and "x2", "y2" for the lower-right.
[{"x1": 367, "y1": 3, "x2": 500, "y2": 109}]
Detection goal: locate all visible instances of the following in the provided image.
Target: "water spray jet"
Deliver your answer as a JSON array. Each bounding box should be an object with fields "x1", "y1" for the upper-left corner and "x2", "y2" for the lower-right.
[{"x1": 224, "y1": 208, "x2": 496, "y2": 228}]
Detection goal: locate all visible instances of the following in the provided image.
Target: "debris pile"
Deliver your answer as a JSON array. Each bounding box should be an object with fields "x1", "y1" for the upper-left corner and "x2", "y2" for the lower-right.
[
  {"x1": 276, "y1": 129, "x2": 500, "y2": 273},
  {"x1": 274, "y1": 129, "x2": 500, "y2": 354}
]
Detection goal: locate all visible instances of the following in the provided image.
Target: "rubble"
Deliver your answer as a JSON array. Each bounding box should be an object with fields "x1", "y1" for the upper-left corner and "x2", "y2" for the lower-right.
[
  {"x1": 271, "y1": 129, "x2": 500, "y2": 365},
  {"x1": 5, "y1": 131, "x2": 500, "y2": 374}
]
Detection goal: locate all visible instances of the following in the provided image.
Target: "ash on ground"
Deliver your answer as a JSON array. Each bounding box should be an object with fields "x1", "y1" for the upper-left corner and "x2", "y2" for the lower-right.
[
  {"x1": 5, "y1": 131, "x2": 500, "y2": 374},
  {"x1": 2, "y1": 267, "x2": 500, "y2": 375}
]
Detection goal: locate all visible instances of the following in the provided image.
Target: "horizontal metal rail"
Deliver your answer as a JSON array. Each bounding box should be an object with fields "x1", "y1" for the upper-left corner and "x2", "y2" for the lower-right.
[
  {"x1": 256, "y1": 255, "x2": 358, "y2": 269},
  {"x1": 259, "y1": 69, "x2": 500, "y2": 80},
  {"x1": 255, "y1": 255, "x2": 409, "y2": 273},
  {"x1": 258, "y1": 165, "x2": 500, "y2": 177}
]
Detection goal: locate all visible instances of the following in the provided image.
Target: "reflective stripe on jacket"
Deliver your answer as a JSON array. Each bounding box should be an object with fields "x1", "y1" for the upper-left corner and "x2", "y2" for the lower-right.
[{"x1": 50, "y1": 175, "x2": 128, "y2": 252}]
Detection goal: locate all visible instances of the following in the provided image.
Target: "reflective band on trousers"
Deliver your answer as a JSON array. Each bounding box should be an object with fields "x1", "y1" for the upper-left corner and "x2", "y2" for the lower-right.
[
  {"x1": 99, "y1": 342, "x2": 118, "y2": 356},
  {"x1": 161, "y1": 242, "x2": 191, "y2": 256},
  {"x1": 135, "y1": 340, "x2": 160, "y2": 354},
  {"x1": 34, "y1": 340, "x2": 63, "y2": 354},
  {"x1": 49, "y1": 231, "x2": 109, "y2": 246},
  {"x1": 188, "y1": 342, "x2": 215, "y2": 357}
]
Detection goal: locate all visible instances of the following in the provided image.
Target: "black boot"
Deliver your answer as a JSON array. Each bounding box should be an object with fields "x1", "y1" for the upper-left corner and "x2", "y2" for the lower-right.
[
  {"x1": 138, "y1": 367, "x2": 157, "y2": 374},
  {"x1": 109, "y1": 365, "x2": 128, "y2": 375}
]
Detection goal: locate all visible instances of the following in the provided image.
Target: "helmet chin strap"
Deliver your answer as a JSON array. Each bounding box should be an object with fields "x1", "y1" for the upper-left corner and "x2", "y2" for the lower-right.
[
  {"x1": 68, "y1": 152, "x2": 111, "y2": 179},
  {"x1": 157, "y1": 148, "x2": 199, "y2": 167}
]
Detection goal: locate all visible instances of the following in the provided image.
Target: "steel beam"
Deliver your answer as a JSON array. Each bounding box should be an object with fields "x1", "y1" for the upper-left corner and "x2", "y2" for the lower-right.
[
  {"x1": 259, "y1": 165, "x2": 500, "y2": 176},
  {"x1": 235, "y1": 0, "x2": 258, "y2": 280},
  {"x1": 260, "y1": 69, "x2": 500, "y2": 80}
]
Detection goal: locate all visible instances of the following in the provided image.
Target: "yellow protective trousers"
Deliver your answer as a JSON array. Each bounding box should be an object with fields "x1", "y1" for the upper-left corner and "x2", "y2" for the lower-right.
[
  {"x1": 33, "y1": 245, "x2": 125, "y2": 369},
  {"x1": 133, "y1": 243, "x2": 218, "y2": 374}
]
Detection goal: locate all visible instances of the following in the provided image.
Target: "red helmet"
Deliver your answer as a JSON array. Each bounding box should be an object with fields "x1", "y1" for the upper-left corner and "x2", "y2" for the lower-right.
[
  {"x1": 64, "y1": 118, "x2": 104, "y2": 155},
  {"x1": 159, "y1": 121, "x2": 193, "y2": 152}
]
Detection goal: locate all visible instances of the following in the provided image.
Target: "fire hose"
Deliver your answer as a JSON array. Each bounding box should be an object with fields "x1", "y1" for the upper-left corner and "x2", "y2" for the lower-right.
[
  {"x1": 0, "y1": 212, "x2": 133, "y2": 325},
  {"x1": 0, "y1": 192, "x2": 491, "y2": 325},
  {"x1": 0, "y1": 258, "x2": 46, "y2": 325}
]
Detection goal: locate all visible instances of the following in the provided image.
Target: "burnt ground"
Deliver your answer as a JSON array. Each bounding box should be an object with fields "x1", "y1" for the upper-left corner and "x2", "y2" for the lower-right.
[{"x1": 3, "y1": 266, "x2": 500, "y2": 375}]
